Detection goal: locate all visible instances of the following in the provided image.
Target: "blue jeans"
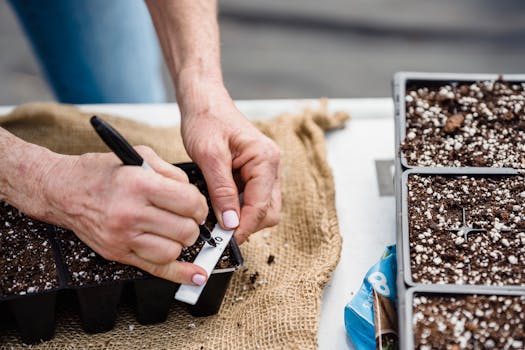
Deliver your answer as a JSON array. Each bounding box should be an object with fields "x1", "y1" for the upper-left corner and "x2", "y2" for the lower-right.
[{"x1": 9, "y1": 0, "x2": 166, "y2": 103}]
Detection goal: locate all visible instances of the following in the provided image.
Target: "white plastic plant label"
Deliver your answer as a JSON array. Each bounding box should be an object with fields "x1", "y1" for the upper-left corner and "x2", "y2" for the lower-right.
[{"x1": 174, "y1": 224, "x2": 234, "y2": 305}]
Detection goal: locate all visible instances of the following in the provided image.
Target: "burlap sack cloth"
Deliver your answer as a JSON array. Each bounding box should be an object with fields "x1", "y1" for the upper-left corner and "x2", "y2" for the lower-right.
[{"x1": 0, "y1": 102, "x2": 349, "y2": 350}]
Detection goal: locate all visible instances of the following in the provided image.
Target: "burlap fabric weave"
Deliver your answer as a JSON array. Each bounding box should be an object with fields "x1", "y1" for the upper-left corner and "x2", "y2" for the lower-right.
[{"x1": 0, "y1": 102, "x2": 349, "y2": 350}]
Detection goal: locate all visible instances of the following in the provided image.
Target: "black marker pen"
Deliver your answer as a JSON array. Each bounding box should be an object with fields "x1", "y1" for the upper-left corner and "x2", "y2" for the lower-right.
[{"x1": 90, "y1": 115, "x2": 216, "y2": 247}]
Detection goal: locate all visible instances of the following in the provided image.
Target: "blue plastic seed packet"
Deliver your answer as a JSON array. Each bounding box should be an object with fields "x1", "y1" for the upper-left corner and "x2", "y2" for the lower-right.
[{"x1": 344, "y1": 245, "x2": 398, "y2": 350}]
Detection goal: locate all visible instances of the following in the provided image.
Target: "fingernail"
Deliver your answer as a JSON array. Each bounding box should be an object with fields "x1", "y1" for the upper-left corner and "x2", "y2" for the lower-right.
[
  {"x1": 200, "y1": 219, "x2": 206, "y2": 225},
  {"x1": 222, "y1": 210, "x2": 239, "y2": 229},
  {"x1": 192, "y1": 274, "x2": 206, "y2": 286}
]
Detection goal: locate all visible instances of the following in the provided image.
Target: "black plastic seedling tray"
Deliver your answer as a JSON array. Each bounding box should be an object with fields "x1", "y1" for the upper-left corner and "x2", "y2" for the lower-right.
[
  {"x1": 0, "y1": 163, "x2": 243, "y2": 344},
  {"x1": 393, "y1": 72, "x2": 525, "y2": 349}
]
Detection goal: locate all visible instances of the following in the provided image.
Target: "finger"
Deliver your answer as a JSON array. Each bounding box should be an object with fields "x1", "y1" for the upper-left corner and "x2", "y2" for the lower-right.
[
  {"x1": 198, "y1": 146, "x2": 240, "y2": 230},
  {"x1": 260, "y1": 180, "x2": 281, "y2": 229},
  {"x1": 135, "y1": 145, "x2": 189, "y2": 182},
  {"x1": 130, "y1": 233, "x2": 183, "y2": 264},
  {"x1": 126, "y1": 252, "x2": 208, "y2": 285},
  {"x1": 235, "y1": 178, "x2": 281, "y2": 244},
  {"x1": 143, "y1": 176, "x2": 208, "y2": 225},
  {"x1": 235, "y1": 162, "x2": 275, "y2": 233},
  {"x1": 137, "y1": 207, "x2": 200, "y2": 247}
]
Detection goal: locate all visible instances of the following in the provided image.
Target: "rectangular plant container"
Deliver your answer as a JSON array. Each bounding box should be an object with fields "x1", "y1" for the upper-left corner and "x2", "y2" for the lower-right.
[
  {"x1": 403, "y1": 286, "x2": 525, "y2": 350},
  {"x1": 0, "y1": 162, "x2": 243, "y2": 344},
  {"x1": 393, "y1": 72, "x2": 525, "y2": 349},
  {"x1": 393, "y1": 72, "x2": 525, "y2": 170},
  {"x1": 400, "y1": 168, "x2": 525, "y2": 291}
]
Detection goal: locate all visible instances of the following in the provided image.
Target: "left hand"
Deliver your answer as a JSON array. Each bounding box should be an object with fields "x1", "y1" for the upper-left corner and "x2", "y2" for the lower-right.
[{"x1": 177, "y1": 81, "x2": 281, "y2": 244}]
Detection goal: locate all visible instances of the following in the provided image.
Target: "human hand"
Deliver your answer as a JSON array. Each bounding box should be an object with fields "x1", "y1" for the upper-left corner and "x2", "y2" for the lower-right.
[
  {"x1": 178, "y1": 82, "x2": 281, "y2": 244},
  {"x1": 42, "y1": 146, "x2": 210, "y2": 285}
]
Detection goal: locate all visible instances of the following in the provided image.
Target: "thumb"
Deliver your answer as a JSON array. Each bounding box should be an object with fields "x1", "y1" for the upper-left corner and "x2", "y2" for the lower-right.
[{"x1": 198, "y1": 153, "x2": 240, "y2": 230}]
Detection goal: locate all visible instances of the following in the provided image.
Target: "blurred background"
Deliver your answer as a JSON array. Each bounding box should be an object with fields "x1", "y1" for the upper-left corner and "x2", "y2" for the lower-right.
[{"x1": 1, "y1": 0, "x2": 525, "y2": 104}]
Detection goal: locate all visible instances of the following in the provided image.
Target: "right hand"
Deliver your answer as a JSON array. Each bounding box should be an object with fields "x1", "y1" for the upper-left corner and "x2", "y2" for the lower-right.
[{"x1": 42, "y1": 146, "x2": 210, "y2": 286}]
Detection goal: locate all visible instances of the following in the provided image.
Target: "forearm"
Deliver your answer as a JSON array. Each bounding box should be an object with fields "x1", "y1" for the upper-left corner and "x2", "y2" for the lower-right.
[
  {"x1": 147, "y1": 1, "x2": 281, "y2": 241},
  {"x1": 145, "y1": 0, "x2": 224, "y2": 114},
  {"x1": 0, "y1": 128, "x2": 60, "y2": 220}
]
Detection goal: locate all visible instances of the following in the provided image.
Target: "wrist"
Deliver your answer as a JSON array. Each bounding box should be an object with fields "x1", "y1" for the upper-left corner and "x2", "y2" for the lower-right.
[
  {"x1": 38, "y1": 152, "x2": 75, "y2": 224},
  {"x1": 23, "y1": 145, "x2": 64, "y2": 221},
  {"x1": 1, "y1": 140, "x2": 64, "y2": 221},
  {"x1": 175, "y1": 65, "x2": 230, "y2": 116}
]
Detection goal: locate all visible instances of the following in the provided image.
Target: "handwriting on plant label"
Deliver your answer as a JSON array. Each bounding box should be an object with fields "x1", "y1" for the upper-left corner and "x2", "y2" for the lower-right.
[{"x1": 212, "y1": 236, "x2": 223, "y2": 246}]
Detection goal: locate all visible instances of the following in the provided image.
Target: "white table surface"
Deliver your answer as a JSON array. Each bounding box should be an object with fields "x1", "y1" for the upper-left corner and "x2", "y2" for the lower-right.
[{"x1": 0, "y1": 98, "x2": 396, "y2": 349}]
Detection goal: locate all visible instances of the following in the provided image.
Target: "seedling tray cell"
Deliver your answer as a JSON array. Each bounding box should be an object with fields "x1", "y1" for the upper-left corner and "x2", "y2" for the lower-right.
[
  {"x1": 9, "y1": 291, "x2": 58, "y2": 344},
  {"x1": 404, "y1": 287, "x2": 525, "y2": 350},
  {"x1": 393, "y1": 72, "x2": 525, "y2": 170},
  {"x1": 75, "y1": 283, "x2": 124, "y2": 333},
  {"x1": 133, "y1": 278, "x2": 179, "y2": 325},
  {"x1": 401, "y1": 168, "x2": 525, "y2": 291}
]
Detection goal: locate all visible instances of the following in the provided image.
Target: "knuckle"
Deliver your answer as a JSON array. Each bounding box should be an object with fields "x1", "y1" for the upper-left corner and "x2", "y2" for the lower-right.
[
  {"x1": 177, "y1": 186, "x2": 207, "y2": 217},
  {"x1": 212, "y1": 184, "x2": 238, "y2": 201},
  {"x1": 155, "y1": 243, "x2": 182, "y2": 264},
  {"x1": 254, "y1": 201, "x2": 271, "y2": 220},
  {"x1": 149, "y1": 264, "x2": 168, "y2": 279},
  {"x1": 103, "y1": 230, "x2": 128, "y2": 251},
  {"x1": 266, "y1": 145, "x2": 281, "y2": 168},
  {"x1": 128, "y1": 175, "x2": 151, "y2": 194},
  {"x1": 180, "y1": 220, "x2": 200, "y2": 246},
  {"x1": 201, "y1": 141, "x2": 223, "y2": 161},
  {"x1": 266, "y1": 142, "x2": 281, "y2": 160},
  {"x1": 166, "y1": 243, "x2": 182, "y2": 261},
  {"x1": 266, "y1": 211, "x2": 281, "y2": 227},
  {"x1": 107, "y1": 207, "x2": 138, "y2": 231},
  {"x1": 173, "y1": 168, "x2": 189, "y2": 182},
  {"x1": 178, "y1": 184, "x2": 198, "y2": 203}
]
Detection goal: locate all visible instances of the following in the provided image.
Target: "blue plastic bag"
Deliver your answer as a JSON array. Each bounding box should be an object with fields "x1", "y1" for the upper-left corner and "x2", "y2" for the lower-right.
[{"x1": 344, "y1": 245, "x2": 397, "y2": 350}]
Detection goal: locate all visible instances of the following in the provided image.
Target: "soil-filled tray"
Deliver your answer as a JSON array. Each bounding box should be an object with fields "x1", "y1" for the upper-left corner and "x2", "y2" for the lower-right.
[
  {"x1": 393, "y1": 73, "x2": 525, "y2": 350},
  {"x1": 405, "y1": 288, "x2": 525, "y2": 350},
  {"x1": 0, "y1": 203, "x2": 59, "y2": 297},
  {"x1": 0, "y1": 203, "x2": 60, "y2": 344},
  {"x1": 393, "y1": 72, "x2": 525, "y2": 169},
  {"x1": 402, "y1": 169, "x2": 525, "y2": 288},
  {"x1": 0, "y1": 163, "x2": 243, "y2": 344}
]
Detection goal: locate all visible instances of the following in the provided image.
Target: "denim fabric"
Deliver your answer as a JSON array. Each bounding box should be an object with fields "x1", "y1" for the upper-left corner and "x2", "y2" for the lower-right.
[{"x1": 9, "y1": 0, "x2": 166, "y2": 103}]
